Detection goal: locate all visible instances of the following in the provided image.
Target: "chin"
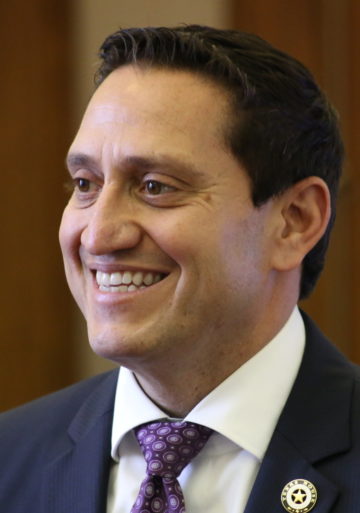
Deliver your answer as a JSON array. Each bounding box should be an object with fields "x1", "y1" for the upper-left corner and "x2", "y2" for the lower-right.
[{"x1": 88, "y1": 327, "x2": 147, "y2": 364}]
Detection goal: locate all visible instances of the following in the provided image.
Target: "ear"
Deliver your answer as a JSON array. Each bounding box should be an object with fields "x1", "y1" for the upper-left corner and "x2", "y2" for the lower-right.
[{"x1": 270, "y1": 177, "x2": 331, "y2": 272}]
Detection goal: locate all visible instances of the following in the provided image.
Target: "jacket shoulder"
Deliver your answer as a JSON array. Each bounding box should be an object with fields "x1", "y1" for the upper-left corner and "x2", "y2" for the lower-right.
[
  {"x1": 0, "y1": 370, "x2": 118, "y2": 511},
  {"x1": 0, "y1": 369, "x2": 118, "y2": 442}
]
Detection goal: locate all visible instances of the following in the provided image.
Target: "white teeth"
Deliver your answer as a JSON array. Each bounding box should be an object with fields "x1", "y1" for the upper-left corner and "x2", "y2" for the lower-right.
[
  {"x1": 122, "y1": 271, "x2": 132, "y2": 285},
  {"x1": 132, "y1": 271, "x2": 143, "y2": 286},
  {"x1": 110, "y1": 272, "x2": 122, "y2": 286},
  {"x1": 143, "y1": 272, "x2": 154, "y2": 286},
  {"x1": 95, "y1": 270, "x2": 163, "y2": 292},
  {"x1": 100, "y1": 271, "x2": 110, "y2": 287}
]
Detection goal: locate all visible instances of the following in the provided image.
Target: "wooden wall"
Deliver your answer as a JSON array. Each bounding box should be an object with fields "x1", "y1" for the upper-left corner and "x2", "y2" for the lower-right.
[
  {"x1": 348, "y1": 1, "x2": 360, "y2": 362},
  {"x1": 1, "y1": 1, "x2": 359, "y2": 411},
  {"x1": 0, "y1": 0, "x2": 75, "y2": 410},
  {"x1": 231, "y1": 0, "x2": 360, "y2": 358}
]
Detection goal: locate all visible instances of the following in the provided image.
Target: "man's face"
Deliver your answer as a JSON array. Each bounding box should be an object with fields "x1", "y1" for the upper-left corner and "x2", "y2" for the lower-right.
[{"x1": 60, "y1": 65, "x2": 276, "y2": 370}]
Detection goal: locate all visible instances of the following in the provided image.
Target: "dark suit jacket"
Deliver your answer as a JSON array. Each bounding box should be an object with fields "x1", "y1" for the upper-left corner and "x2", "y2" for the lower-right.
[{"x1": 1, "y1": 313, "x2": 360, "y2": 512}]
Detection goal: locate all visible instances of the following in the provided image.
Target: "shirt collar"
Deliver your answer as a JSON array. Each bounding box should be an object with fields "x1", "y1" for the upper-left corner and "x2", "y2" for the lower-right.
[{"x1": 111, "y1": 306, "x2": 305, "y2": 461}]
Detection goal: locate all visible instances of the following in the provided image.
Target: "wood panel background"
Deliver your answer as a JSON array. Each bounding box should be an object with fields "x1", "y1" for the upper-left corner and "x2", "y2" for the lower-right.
[
  {"x1": 231, "y1": 0, "x2": 359, "y2": 358},
  {"x1": 1, "y1": 0, "x2": 359, "y2": 411},
  {"x1": 0, "y1": 0, "x2": 75, "y2": 411},
  {"x1": 348, "y1": 0, "x2": 360, "y2": 362}
]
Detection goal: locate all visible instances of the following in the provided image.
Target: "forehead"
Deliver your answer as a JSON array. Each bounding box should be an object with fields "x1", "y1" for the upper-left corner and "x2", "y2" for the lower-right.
[{"x1": 75, "y1": 65, "x2": 232, "y2": 152}]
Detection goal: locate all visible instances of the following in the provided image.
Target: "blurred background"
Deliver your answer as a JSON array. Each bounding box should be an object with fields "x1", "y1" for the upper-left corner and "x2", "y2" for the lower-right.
[{"x1": 1, "y1": 0, "x2": 359, "y2": 411}]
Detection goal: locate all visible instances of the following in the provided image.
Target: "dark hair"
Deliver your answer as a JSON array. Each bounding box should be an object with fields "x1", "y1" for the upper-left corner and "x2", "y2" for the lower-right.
[{"x1": 95, "y1": 25, "x2": 344, "y2": 299}]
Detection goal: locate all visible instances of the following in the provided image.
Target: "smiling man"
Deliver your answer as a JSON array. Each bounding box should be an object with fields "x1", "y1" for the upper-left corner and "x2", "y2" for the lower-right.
[{"x1": 1, "y1": 25, "x2": 359, "y2": 513}]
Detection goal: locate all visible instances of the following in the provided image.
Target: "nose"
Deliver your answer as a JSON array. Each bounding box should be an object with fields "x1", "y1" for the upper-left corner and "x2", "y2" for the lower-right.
[{"x1": 81, "y1": 186, "x2": 143, "y2": 255}]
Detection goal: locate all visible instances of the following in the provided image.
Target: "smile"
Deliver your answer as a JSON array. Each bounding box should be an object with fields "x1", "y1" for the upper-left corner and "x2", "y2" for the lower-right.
[{"x1": 96, "y1": 270, "x2": 163, "y2": 292}]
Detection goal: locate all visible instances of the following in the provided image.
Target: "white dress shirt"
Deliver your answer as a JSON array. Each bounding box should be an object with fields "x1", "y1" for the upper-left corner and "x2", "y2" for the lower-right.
[{"x1": 107, "y1": 307, "x2": 305, "y2": 513}]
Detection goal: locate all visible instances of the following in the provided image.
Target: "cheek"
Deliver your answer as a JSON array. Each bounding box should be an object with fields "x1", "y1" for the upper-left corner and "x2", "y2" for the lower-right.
[
  {"x1": 146, "y1": 219, "x2": 193, "y2": 262},
  {"x1": 149, "y1": 218, "x2": 221, "y2": 292},
  {"x1": 58, "y1": 206, "x2": 86, "y2": 282},
  {"x1": 59, "y1": 206, "x2": 82, "y2": 257},
  {"x1": 151, "y1": 213, "x2": 217, "y2": 256},
  {"x1": 59, "y1": 207, "x2": 88, "y2": 312},
  {"x1": 221, "y1": 217, "x2": 270, "y2": 291}
]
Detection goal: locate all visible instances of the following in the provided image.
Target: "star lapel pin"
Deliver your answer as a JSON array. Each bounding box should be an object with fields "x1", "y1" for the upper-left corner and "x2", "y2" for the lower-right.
[{"x1": 281, "y1": 479, "x2": 317, "y2": 513}]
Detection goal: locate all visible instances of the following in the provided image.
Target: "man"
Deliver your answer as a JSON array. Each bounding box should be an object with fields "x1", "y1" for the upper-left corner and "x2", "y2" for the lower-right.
[{"x1": 0, "y1": 25, "x2": 358, "y2": 513}]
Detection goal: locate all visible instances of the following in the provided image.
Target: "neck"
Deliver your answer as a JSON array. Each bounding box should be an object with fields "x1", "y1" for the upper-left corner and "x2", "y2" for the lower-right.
[{"x1": 131, "y1": 303, "x2": 296, "y2": 417}]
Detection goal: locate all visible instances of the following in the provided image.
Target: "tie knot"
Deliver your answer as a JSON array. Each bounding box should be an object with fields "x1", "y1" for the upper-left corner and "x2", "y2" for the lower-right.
[{"x1": 134, "y1": 421, "x2": 213, "y2": 479}]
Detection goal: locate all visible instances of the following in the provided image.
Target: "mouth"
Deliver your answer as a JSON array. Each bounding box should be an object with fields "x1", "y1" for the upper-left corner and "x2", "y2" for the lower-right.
[{"x1": 95, "y1": 270, "x2": 166, "y2": 293}]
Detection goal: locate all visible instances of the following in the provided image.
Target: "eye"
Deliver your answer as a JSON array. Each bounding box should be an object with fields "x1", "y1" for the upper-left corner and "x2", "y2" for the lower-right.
[
  {"x1": 74, "y1": 178, "x2": 91, "y2": 192},
  {"x1": 143, "y1": 180, "x2": 175, "y2": 195}
]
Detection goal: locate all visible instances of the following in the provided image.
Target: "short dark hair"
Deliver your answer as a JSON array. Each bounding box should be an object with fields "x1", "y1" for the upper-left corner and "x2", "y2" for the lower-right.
[{"x1": 95, "y1": 25, "x2": 344, "y2": 299}]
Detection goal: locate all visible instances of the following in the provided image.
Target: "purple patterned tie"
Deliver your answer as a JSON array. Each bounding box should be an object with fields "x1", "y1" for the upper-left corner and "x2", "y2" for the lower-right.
[{"x1": 131, "y1": 420, "x2": 213, "y2": 513}]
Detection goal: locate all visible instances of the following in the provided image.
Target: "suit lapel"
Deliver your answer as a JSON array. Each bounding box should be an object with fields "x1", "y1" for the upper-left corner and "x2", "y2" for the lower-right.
[
  {"x1": 245, "y1": 313, "x2": 354, "y2": 513},
  {"x1": 42, "y1": 370, "x2": 118, "y2": 513},
  {"x1": 244, "y1": 430, "x2": 339, "y2": 513}
]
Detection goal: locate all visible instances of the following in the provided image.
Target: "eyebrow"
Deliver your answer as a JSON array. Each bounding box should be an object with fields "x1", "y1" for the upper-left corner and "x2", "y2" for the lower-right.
[
  {"x1": 123, "y1": 155, "x2": 207, "y2": 179},
  {"x1": 66, "y1": 153, "x2": 98, "y2": 172},
  {"x1": 66, "y1": 152, "x2": 207, "y2": 180}
]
